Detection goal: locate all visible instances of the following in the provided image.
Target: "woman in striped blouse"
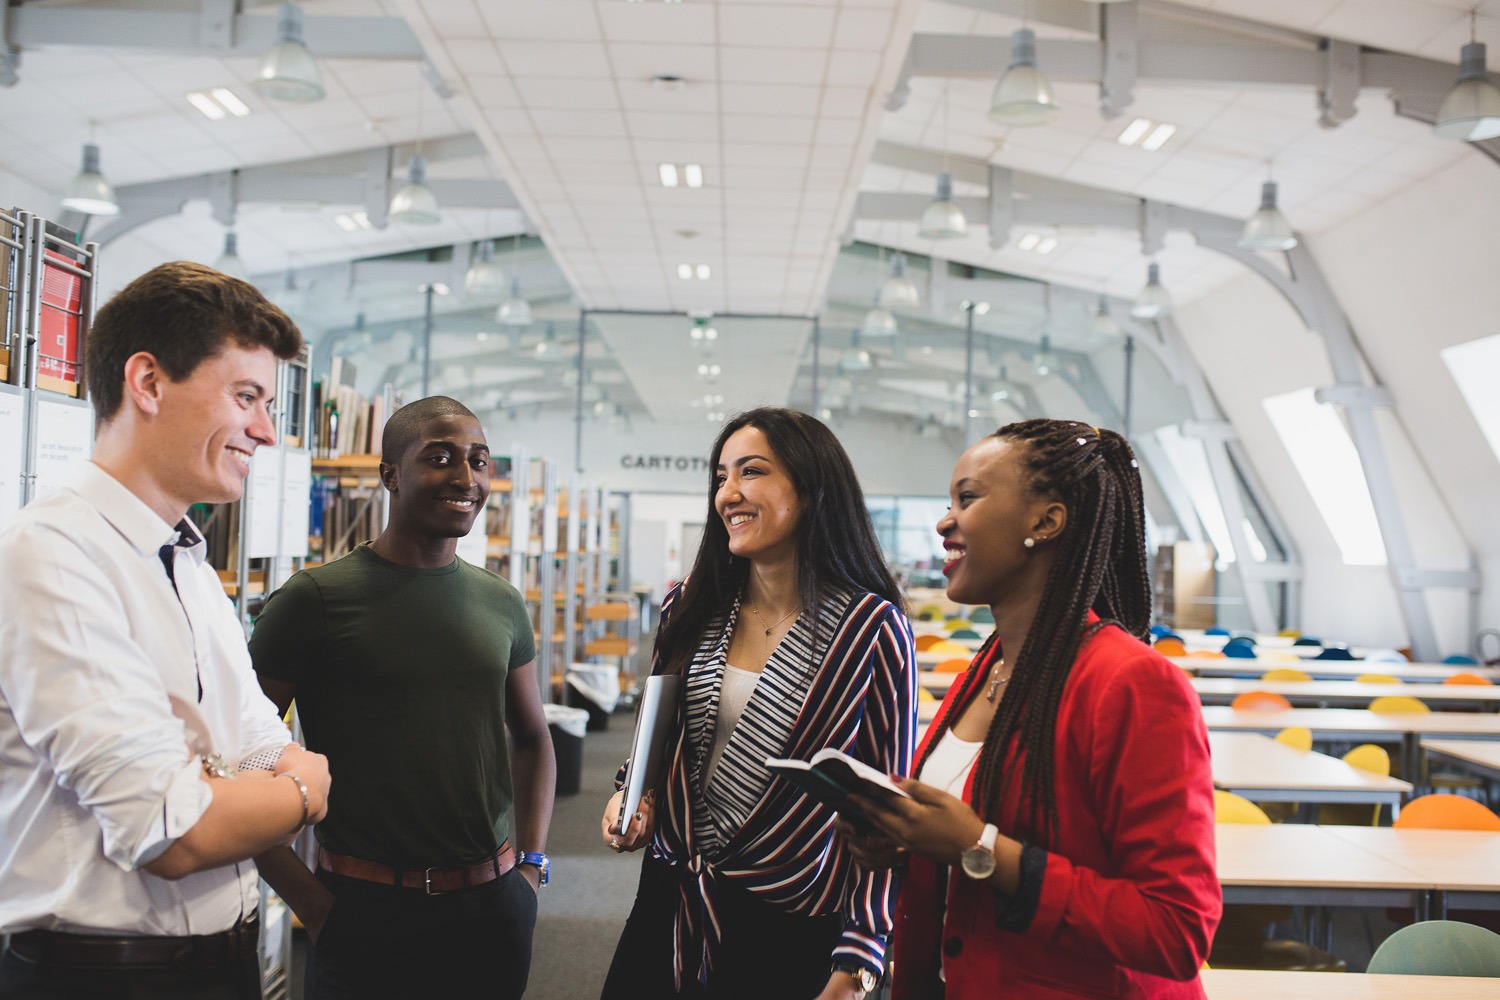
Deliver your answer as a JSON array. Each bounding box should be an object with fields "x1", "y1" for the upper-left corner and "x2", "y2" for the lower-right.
[{"x1": 599, "y1": 407, "x2": 917, "y2": 1000}]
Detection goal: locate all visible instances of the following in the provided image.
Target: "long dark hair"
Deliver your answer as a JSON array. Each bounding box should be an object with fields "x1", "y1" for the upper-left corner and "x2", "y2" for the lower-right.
[
  {"x1": 654, "y1": 407, "x2": 902, "y2": 675},
  {"x1": 918, "y1": 419, "x2": 1151, "y2": 845}
]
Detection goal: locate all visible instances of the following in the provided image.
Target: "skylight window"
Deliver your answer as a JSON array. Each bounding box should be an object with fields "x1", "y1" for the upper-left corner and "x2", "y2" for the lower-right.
[
  {"x1": 1153, "y1": 424, "x2": 1236, "y2": 566},
  {"x1": 1263, "y1": 387, "x2": 1387, "y2": 565},
  {"x1": 1442, "y1": 334, "x2": 1500, "y2": 464}
]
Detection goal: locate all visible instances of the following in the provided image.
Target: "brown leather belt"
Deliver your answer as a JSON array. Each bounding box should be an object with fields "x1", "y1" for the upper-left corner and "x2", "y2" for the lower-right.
[
  {"x1": 317, "y1": 843, "x2": 515, "y2": 894},
  {"x1": 7, "y1": 918, "x2": 259, "y2": 970}
]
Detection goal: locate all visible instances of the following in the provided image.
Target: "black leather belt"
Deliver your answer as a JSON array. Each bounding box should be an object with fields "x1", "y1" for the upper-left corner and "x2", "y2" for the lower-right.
[{"x1": 7, "y1": 918, "x2": 259, "y2": 970}]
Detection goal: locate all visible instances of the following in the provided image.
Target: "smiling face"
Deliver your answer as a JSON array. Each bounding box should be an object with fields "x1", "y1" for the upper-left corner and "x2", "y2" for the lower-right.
[
  {"x1": 714, "y1": 424, "x2": 803, "y2": 568},
  {"x1": 383, "y1": 413, "x2": 491, "y2": 541},
  {"x1": 938, "y1": 436, "x2": 1064, "y2": 607},
  {"x1": 152, "y1": 343, "x2": 278, "y2": 511}
]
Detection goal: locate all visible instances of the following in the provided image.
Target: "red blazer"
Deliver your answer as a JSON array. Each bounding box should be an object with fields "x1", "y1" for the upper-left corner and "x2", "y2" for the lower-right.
[{"x1": 891, "y1": 619, "x2": 1220, "y2": 999}]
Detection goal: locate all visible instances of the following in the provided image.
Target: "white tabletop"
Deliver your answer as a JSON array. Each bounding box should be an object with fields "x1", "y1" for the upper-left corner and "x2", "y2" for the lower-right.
[
  {"x1": 1177, "y1": 657, "x2": 1500, "y2": 683},
  {"x1": 1421, "y1": 739, "x2": 1500, "y2": 782},
  {"x1": 1200, "y1": 969, "x2": 1500, "y2": 1000},
  {"x1": 1320, "y1": 826, "x2": 1500, "y2": 895},
  {"x1": 1192, "y1": 677, "x2": 1500, "y2": 708},
  {"x1": 1208, "y1": 732, "x2": 1412, "y2": 805},
  {"x1": 1214, "y1": 824, "x2": 1432, "y2": 892},
  {"x1": 1201, "y1": 707, "x2": 1500, "y2": 740}
]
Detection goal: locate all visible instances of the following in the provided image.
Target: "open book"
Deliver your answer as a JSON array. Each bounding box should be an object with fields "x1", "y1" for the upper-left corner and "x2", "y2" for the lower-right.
[{"x1": 765, "y1": 748, "x2": 909, "y2": 828}]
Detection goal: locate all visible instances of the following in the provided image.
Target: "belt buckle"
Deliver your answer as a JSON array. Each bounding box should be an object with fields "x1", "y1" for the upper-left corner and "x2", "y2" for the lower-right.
[{"x1": 424, "y1": 866, "x2": 439, "y2": 895}]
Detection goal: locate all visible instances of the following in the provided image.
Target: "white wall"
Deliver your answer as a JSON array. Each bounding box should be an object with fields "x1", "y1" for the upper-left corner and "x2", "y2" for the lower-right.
[{"x1": 1177, "y1": 150, "x2": 1500, "y2": 654}]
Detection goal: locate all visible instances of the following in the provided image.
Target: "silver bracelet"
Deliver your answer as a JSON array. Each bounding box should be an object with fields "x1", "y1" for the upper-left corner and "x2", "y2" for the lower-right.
[{"x1": 282, "y1": 772, "x2": 310, "y2": 832}]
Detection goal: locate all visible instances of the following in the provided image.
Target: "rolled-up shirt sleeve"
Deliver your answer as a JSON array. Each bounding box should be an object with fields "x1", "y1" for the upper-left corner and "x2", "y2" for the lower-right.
[{"x1": 0, "y1": 523, "x2": 210, "y2": 871}]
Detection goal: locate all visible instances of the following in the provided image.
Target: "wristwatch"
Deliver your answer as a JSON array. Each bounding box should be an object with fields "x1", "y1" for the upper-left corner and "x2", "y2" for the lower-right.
[
  {"x1": 201, "y1": 754, "x2": 238, "y2": 780},
  {"x1": 961, "y1": 822, "x2": 999, "y2": 879},
  {"x1": 832, "y1": 962, "x2": 878, "y2": 997},
  {"x1": 519, "y1": 850, "x2": 550, "y2": 887}
]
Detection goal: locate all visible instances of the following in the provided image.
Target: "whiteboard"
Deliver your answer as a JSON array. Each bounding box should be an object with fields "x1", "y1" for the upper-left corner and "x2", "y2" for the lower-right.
[
  {"x1": 31, "y1": 396, "x2": 93, "y2": 500},
  {"x1": 247, "y1": 445, "x2": 283, "y2": 559},
  {"x1": 0, "y1": 388, "x2": 24, "y2": 527},
  {"x1": 280, "y1": 449, "x2": 312, "y2": 559}
]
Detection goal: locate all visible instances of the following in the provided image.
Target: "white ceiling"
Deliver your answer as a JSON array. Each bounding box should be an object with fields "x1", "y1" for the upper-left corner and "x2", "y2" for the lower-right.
[{"x1": 2, "y1": 0, "x2": 1498, "y2": 427}]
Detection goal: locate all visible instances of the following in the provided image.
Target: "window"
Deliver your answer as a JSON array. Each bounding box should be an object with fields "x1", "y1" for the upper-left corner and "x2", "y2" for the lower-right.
[
  {"x1": 1153, "y1": 424, "x2": 1236, "y2": 566},
  {"x1": 1262, "y1": 387, "x2": 1386, "y2": 565},
  {"x1": 1442, "y1": 334, "x2": 1500, "y2": 464}
]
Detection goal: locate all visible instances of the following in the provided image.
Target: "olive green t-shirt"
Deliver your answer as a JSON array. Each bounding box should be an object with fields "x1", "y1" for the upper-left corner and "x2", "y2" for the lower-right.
[{"x1": 249, "y1": 543, "x2": 535, "y2": 867}]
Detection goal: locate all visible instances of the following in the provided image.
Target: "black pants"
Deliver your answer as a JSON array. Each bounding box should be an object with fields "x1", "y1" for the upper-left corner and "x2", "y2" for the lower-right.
[
  {"x1": 600, "y1": 853, "x2": 842, "y2": 1000},
  {"x1": 308, "y1": 867, "x2": 538, "y2": 1000},
  {"x1": 0, "y1": 943, "x2": 259, "y2": 1000}
]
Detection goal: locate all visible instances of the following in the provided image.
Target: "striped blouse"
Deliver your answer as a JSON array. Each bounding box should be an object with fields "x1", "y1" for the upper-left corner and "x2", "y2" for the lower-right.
[{"x1": 641, "y1": 582, "x2": 917, "y2": 989}]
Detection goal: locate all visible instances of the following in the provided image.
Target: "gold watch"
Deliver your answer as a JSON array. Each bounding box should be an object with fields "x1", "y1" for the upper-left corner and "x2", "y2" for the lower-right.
[
  {"x1": 833, "y1": 963, "x2": 878, "y2": 996},
  {"x1": 201, "y1": 754, "x2": 239, "y2": 780}
]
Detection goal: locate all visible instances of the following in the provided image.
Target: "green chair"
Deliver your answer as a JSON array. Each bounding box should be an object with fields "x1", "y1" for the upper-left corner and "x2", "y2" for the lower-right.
[
  {"x1": 1366, "y1": 921, "x2": 1500, "y2": 977},
  {"x1": 948, "y1": 628, "x2": 981, "y2": 640},
  {"x1": 969, "y1": 607, "x2": 994, "y2": 624}
]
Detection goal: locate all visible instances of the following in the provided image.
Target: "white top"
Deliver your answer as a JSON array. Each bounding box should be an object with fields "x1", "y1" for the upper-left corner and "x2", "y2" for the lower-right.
[
  {"x1": 919, "y1": 729, "x2": 984, "y2": 798},
  {"x1": 0, "y1": 463, "x2": 292, "y2": 935},
  {"x1": 704, "y1": 664, "x2": 761, "y2": 785}
]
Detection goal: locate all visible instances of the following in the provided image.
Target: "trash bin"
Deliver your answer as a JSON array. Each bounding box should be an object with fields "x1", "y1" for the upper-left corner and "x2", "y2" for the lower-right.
[
  {"x1": 565, "y1": 664, "x2": 620, "y2": 732},
  {"x1": 543, "y1": 704, "x2": 589, "y2": 796}
]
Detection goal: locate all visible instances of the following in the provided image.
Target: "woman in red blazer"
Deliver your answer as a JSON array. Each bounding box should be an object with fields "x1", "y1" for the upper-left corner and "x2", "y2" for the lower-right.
[{"x1": 850, "y1": 420, "x2": 1220, "y2": 999}]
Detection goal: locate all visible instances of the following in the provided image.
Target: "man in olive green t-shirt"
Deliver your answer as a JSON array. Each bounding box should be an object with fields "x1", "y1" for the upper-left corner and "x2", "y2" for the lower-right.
[{"x1": 249, "y1": 396, "x2": 555, "y2": 1000}]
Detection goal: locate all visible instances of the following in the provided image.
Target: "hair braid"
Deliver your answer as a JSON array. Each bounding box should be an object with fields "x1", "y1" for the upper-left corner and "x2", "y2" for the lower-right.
[{"x1": 917, "y1": 420, "x2": 1152, "y2": 846}]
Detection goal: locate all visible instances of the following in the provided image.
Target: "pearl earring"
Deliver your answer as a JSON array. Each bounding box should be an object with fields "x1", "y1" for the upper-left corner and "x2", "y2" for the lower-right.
[{"x1": 1023, "y1": 537, "x2": 1035, "y2": 549}]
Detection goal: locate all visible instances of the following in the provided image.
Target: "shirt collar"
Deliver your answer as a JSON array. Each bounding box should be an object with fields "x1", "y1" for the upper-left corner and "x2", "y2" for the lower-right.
[{"x1": 73, "y1": 462, "x2": 206, "y2": 563}]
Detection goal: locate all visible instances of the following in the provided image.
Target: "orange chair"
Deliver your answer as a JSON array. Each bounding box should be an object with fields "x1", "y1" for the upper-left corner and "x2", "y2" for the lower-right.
[
  {"x1": 1369, "y1": 695, "x2": 1429, "y2": 715},
  {"x1": 914, "y1": 633, "x2": 944, "y2": 651},
  {"x1": 1444, "y1": 672, "x2": 1494, "y2": 686},
  {"x1": 935, "y1": 658, "x2": 971, "y2": 674},
  {"x1": 1393, "y1": 794, "x2": 1500, "y2": 832},
  {"x1": 1154, "y1": 638, "x2": 1188, "y2": 657},
  {"x1": 1231, "y1": 690, "x2": 1292, "y2": 712},
  {"x1": 1262, "y1": 667, "x2": 1312, "y2": 683}
]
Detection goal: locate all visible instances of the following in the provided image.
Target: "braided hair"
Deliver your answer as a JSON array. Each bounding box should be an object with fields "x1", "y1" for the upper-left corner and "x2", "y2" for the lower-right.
[{"x1": 917, "y1": 419, "x2": 1152, "y2": 846}]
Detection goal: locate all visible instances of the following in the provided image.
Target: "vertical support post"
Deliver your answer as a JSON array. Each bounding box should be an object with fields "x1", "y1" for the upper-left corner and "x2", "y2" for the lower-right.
[
  {"x1": 538, "y1": 457, "x2": 558, "y2": 703},
  {"x1": 574, "y1": 310, "x2": 587, "y2": 474},
  {"x1": 1122, "y1": 334, "x2": 1135, "y2": 442},
  {"x1": 507, "y1": 444, "x2": 529, "y2": 591},
  {"x1": 562, "y1": 472, "x2": 581, "y2": 676},
  {"x1": 419, "y1": 283, "x2": 434, "y2": 399},
  {"x1": 809, "y1": 315, "x2": 821, "y2": 416},
  {"x1": 962, "y1": 302, "x2": 976, "y2": 447}
]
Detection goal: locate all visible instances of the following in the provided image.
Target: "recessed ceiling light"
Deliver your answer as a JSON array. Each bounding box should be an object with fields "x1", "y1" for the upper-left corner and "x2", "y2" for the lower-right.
[
  {"x1": 1035, "y1": 236, "x2": 1057, "y2": 254},
  {"x1": 1141, "y1": 123, "x2": 1177, "y2": 151},
  {"x1": 683, "y1": 163, "x2": 703, "y2": 188},
  {"x1": 658, "y1": 163, "x2": 679, "y2": 187},
  {"x1": 333, "y1": 210, "x2": 373, "y2": 231},
  {"x1": 651, "y1": 75, "x2": 686, "y2": 92},
  {"x1": 695, "y1": 264, "x2": 711, "y2": 280},
  {"x1": 186, "y1": 88, "x2": 252, "y2": 120},
  {"x1": 186, "y1": 92, "x2": 227, "y2": 120},
  {"x1": 1117, "y1": 118, "x2": 1151, "y2": 146},
  {"x1": 677, "y1": 263, "x2": 693, "y2": 279},
  {"x1": 210, "y1": 88, "x2": 251, "y2": 117},
  {"x1": 1017, "y1": 233, "x2": 1040, "y2": 251}
]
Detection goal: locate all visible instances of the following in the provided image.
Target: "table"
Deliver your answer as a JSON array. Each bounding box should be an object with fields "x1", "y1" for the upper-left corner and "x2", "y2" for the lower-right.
[
  {"x1": 1214, "y1": 824, "x2": 1433, "y2": 913},
  {"x1": 1202, "y1": 707, "x2": 1500, "y2": 782},
  {"x1": 1320, "y1": 826, "x2": 1500, "y2": 917},
  {"x1": 1178, "y1": 657, "x2": 1500, "y2": 684},
  {"x1": 1199, "y1": 969, "x2": 1500, "y2": 1000},
  {"x1": 1209, "y1": 732, "x2": 1411, "y2": 814},
  {"x1": 1422, "y1": 739, "x2": 1500, "y2": 785},
  {"x1": 1192, "y1": 677, "x2": 1500, "y2": 711}
]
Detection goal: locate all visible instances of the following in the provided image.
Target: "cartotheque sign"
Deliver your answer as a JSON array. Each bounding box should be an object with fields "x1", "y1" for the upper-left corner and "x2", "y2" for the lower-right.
[{"x1": 620, "y1": 454, "x2": 710, "y2": 473}]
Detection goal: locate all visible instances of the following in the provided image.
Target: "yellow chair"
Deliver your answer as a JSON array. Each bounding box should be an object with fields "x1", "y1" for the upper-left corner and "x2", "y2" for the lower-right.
[
  {"x1": 1278, "y1": 628, "x2": 1302, "y2": 638},
  {"x1": 1356, "y1": 673, "x2": 1401, "y2": 685},
  {"x1": 915, "y1": 603, "x2": 944, "y2": 621},
  {"x1": 1274, "y1": 727, "x2": 1313, "y2": 752},
  {"x1": 1211, "y1": 792, "x2": 1346, "y2": 971},
  {"x1": 1262, "y1": 667, "x2": 1312, "y2": 683},
  {"x1": 1369, "y1": 695, "x2": 1429, "y2": 714},
  {"x1": 944, "y1": 618, "x2": 973, "y2": 632},
  {"x1": 1318, "y1": 745, "x2": 1391, "y2": 826},
  {"x1": 927, "y1": 640, "x2": 969, "y2": 656},
  {"x1": 916, "y1": 686, "x2": 936, "y2": 703},
  {"x1": 1263, "y1": 650, "x2": 1302, "y2": 663}
]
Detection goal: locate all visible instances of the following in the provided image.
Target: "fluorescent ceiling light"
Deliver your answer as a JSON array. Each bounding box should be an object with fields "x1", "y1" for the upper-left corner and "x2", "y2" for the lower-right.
[
  {"x1": 1118, "y1": 117, "x2": 1176, "y2": 150},
  {"x1": 186, "y1": 92, "x2": 227, "y2": 120},
  {"x1": 658, "y1": 163, "x2": 679, "y2": 187},
  {"x1": 677, "y1": 263, "x2": 693, "y2": 279},
  {"x1": 333, "y1": 211, "x2": 372, "y2": 232},
  {"x1": 1141, "y1": 123, "x2": 1176, "y2": 151},
  {"x1": 695, "y1": 264, "x2": 711, "y2": 280},
  {"x1": 211, "y1": 88, "x2": 251, "y2": 116},
  {"x1": 1117, "y1": 118, "x2": 1151, "y2": 146},
  {"x1": 683, "y1": 163, "x2": 703, "y2": 188},
  {"x1": 1017, "y1": 233, "x2": 1040, "y2": 251},
  {"x1": 1035, "y1": 236, "x2": 1057, "y2": 254}
]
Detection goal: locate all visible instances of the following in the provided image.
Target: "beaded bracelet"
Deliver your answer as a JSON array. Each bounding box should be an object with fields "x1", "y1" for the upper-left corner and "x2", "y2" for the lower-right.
[{"x1": 281, "y1": 772, "x2": 310, "y2": 832}]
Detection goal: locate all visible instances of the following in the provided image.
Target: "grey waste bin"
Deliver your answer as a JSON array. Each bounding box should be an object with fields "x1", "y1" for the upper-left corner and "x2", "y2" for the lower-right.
[{"x1": 543, "y1": 704, "x2": 589, "y2": 796}]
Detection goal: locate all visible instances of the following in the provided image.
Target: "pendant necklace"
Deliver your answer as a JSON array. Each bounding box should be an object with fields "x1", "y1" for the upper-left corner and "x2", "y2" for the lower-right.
[
  {"x1": 986, "y1": 657, "x2": 1009, "y2": 702},
  {"x1": 749, "y1": 601, "x2": 798, "y2": 639}
]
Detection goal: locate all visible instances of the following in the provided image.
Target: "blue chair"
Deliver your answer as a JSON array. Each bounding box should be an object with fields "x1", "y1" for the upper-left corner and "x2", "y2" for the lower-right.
[
  {"x1": 1230, "y1": 630, "x2": 1257, "y2": 643},
  {"x1": 949, "y1": 628, "x2": 981, "y2": 640},
  {"x1": 1149, "y1": 625, "x2": 1170, "y2": 639},
  {"x1": 1205, "y1": 627, "x2": 1230, "y2": 637},
  {"x1": 1366, "y1": 920, "x2": 1500, "y2": 977},
  {"x1": 1225, "y1": 636, "x2": 1256, "y2": 649},
  {"x1": 1293, "y1": 636, "x2": 1322, "y2": 647},
  {"x1": 1442, "y1": 653, "x2": 1480, "y2": 665},
  {"x1": 969, "y1": 607, "x2": 994, "y2": 624},
  {"x1": 1315, "y1": 646, "x2": 1355, "y2": 661},
  {"x1": 1222, "y1": 644, "x2": 1258, "y2": 659}
]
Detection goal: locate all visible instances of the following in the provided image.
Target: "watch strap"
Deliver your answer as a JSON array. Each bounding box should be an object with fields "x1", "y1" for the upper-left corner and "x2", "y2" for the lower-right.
[{"x1": 519, "y1": 850, "x2": 549, "y2": 886}]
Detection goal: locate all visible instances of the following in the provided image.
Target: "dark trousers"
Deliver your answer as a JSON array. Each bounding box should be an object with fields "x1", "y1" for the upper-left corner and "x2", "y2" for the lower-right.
[
  {"x1": 0, "y1": 942, "x2": 259, "y2": 1000},
  {"x1": 600, "y1": 853, "x2": 842, "y2": 1000},
  {"x1": 307, "y1": 866, "x2": 537, "y2": 1000}
]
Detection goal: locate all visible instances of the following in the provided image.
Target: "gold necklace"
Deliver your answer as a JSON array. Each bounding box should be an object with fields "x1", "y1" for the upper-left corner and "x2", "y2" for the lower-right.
[
  {"x1": 749, "y1": 601, "x2": 798, "y2": 638},
  {"x1": 985, "y1": 657, "x2": 1009, "y2": 702}
]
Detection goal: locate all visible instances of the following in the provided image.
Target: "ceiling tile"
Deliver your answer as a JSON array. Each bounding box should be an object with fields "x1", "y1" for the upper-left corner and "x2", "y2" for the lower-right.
[
  {"x1": 718, "y1": 5, "x2": 838, "y2": 50},
  {"x1": 721, "y1": 83, "x2": 824, "y2": 116},
  {"x1": 597, "y1": 2, "x2": 718, "y2": 45},
  {"x1": 496, "y1": 41, "x2": 613, "y2": 78},
  {"x1": 475, "y1": 0, "x2": 602, "y2": 41},
  {"x1": 607, "y1": 43, "x2": 720, "y2": 83},
  {"x1": 834, "y1": 7, "x2": 899, "y2": 51}
]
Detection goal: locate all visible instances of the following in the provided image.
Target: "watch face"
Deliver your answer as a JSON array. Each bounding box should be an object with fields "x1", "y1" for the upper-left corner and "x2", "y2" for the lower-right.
[
  {"x1": 201, "y1": 754, "x2": 238, "y2": 780},
  {"x1": 856, "y1": 968, "x2": 878, "y2": 993},
  {"x1": 961, "y1": 844, "x2": 996, "y2": 879}
]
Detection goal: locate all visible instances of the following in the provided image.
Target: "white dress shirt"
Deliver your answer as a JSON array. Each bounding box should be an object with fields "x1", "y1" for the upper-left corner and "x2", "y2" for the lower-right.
[{"x1": 0, "y1": 462, "x2": 292, "y2": 935}]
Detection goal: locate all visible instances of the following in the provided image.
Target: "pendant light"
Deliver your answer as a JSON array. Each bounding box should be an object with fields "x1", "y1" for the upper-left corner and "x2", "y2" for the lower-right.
[
  {"x1": 252, "y1": 3, "x2": 324, "y2": 103},
  {"x1": 60, "y1": 143, "x2": 120, "y2": 216},
  {"x1": 214, "y1": 231, "x2": 246, "y2": 279},
  {"x1": 496, "y1": 238, "x2": 532, "y2": 326},
  {"x1": 1131, "y1": 263, "x2": 1173, "y2": 319},
  {"x1": 1090, "y1": 294, "x2": 1120, "y2": 336},
  {"x1": 1238, "y1": 180, "x2": 1298, "y2": 251},
  {"x1": 991, "y1": 365, "x2": 1015, "y2": 420},
  {"x1": 389, "y1": 64, "x2": 439, "y2": 224},
  {"x1": 839, "y1": 332, "x2": 873, "y2": 372},
  {"x1": 879, "y1": 251, "x2": 920, "y2": 307},
  {"x1": 1434, "y1": 14, "x2": 1500, "y2": 142},
  {"x1": 1032, "y1": 333, "x2": 1057, "y2": 376},
  {"x1": 533, "y1": 322, "x2": 558, "y2": 357},
  {"x1": 919, "y1": 83, "x2": 968, "y2": 238},
  {"x1": 465, "y1": 240, "x2": 507, "y2": 295},
  {"x1": 861, "y1": 300, "x2": 899, "y2": 338},
  {"x1": 988, "y1": 28, "x2": 1061, "y2": 126}
]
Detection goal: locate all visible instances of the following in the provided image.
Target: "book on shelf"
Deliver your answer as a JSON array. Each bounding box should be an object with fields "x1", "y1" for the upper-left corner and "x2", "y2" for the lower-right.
[{"x1": 764, "y1": 748, "x2": 908, "y2": 829}]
